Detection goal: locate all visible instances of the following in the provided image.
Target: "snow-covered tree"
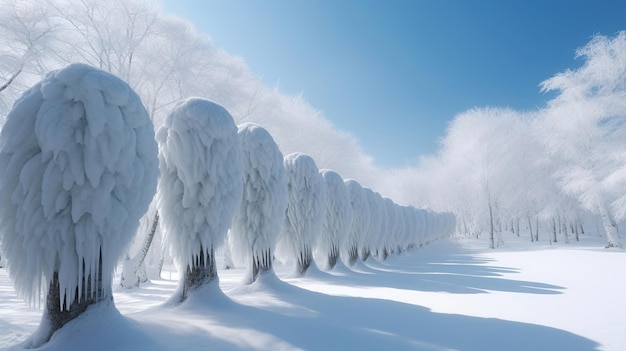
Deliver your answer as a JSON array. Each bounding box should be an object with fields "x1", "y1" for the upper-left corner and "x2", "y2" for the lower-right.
[
  {"x1": 0, "y1": 63, "x2": 158, "y2": 345},
  {"x1": 0, "y1": 1, "x2": 57, "y2": 118},
  {"x1": 539, "y1": 31, "x2": 626, "y2": 248},
  {"x1": 361, "y1": 187, "x2": 381, "y2": 261},
  {"x1": 119, "y1": 198, "x2": 161, "y2": 288},
  {"x1": 276, "y1": 153, "x2": 325, "y2": 276},
  {"x1": 230, "y1": 122, "x2": 287, "y2": 284},
  {"x1": 317, "y1": 169, "x2": 353, "y2": 270},
  {"x1": 157, "y1": 97, "x2": 243, "y2": 302},
  {"x1": 343, "y1": 179, "x2": 370, "y2": 265}
]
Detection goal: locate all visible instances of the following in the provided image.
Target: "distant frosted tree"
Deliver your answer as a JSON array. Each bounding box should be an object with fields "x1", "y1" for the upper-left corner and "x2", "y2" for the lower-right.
[
  {"x1": 230, "y1": 123, "x2": 287, "y2": 284},
  {"x1": 119, "y1": 199, "x2": 161, "y2": 288},
  {"x1": 317, "y1": 169, "x2": 352, "y2": 270},
  {"x1": 276, "y1": 153, "x2": 325, "y2": 276},
  {"x1": 539, "y1": 31, "x2": 626, "y2": 248},
  {"x1": 157, "y1": 98, "x2": 243, "y2": 302},
  {"x1": 0, "y1": 63, "x2": 158, "y2": 346},
  {"x1": 343, "y1": 179, "x2": 370, "y2": 265},
  {"x1": 360, "y1": 188, "x2": 379, "y2": 261}
]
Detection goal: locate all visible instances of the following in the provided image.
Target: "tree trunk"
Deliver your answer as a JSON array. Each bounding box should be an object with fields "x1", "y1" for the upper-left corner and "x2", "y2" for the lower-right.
[
  {"x1": 44, "y1": 252, "x2": 107, "y2": 343},
  {"x1": 181, "y1": 245, "x2": 217, "y2": 301},
  {"x1": 0, "y1": 65, "x2": 23, "y2": 93},
  {"x1": 360, "y1": 247, "x2": 371, "y2": 262},
  {"x1": 120, "y1": 212, "x2": 159, "y2": 288},
  {"x1": 527, "y1": 216, "x2": 534, "y2": 242},
  {"x1": 248, "y1": 248, "x2": 272, "y2": 283},
  {"x1": 327, "y1": 244, "x2": 339, "y2": 270},
  {"x1": 488, "y1": 201, "x2": 495, "y2": 249},
  {"x1": 534, "y1": 217, "x2": 539, "y2": 242},
  {"x1": 598, "y1": 199, "x2": 621, "y2": 248},
  {"x1": 296, "y1": 245, "x2": 313, "y2": 276},
  {"x1": 552, "y1": 217, "x2": 557, "y2": 243},
  {"x1": 348, "y1": 244, "x2": 359, "y2": 266}
]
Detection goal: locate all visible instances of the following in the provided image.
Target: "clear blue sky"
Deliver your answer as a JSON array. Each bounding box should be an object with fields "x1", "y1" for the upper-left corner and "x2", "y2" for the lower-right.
[{"x1": 162, "y1": 0, "x2": 626, "y2": 168}]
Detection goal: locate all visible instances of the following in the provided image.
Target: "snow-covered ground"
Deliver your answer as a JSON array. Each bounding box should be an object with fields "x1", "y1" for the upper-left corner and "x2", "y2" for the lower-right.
[{"x1": 1, "y1": 232, "x2": 623, "y2": 351}]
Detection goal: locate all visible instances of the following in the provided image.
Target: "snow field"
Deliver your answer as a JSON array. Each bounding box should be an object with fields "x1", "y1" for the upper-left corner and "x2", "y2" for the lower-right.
[{"x1": 3, "y1": 231, "x2": 623, "y2": 350}]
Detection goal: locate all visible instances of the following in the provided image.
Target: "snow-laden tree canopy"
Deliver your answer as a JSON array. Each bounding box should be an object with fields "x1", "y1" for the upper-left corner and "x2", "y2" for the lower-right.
[
  {"x1": 316, "y1": 169, "x2": 353, "y2": 270},
  {"x1": 343, "y1": 179, "x2": 370, "y2": 265},
  {"x1": 276, "y1": 152, "x2": 326, "y2": 275},
  {"x1": 230, "y1": 122, "x2": 287, "y2": 283},
  {"x1": 156, "y1": 97, "x2": 243, "y2": 290},
  {"x1": 0, "y1": 62, "x2": 158, "y2": 307}
]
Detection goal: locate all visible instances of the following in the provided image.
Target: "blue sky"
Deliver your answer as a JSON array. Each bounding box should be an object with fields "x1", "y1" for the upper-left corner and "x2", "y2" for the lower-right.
[{"x1": 162, "y1": 0, "x2": 626, "y2": 168}]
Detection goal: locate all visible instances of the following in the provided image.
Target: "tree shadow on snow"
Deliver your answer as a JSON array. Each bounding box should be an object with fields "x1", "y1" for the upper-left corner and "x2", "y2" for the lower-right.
[
  {"x1": 306, "y1": 249, "x2": 565, "y2": 295},
  {"x1": 133, "y1": 269, "x2": 597, "y2": 351}
]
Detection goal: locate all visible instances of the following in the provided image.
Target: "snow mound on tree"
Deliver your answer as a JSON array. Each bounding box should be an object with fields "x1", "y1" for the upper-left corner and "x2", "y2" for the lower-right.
[
  {"x1": 316, "y1": 169, "x2": 352, "y2": 269},
  {"x1": 230, "y1": 123, "x2": 287, "y2": 282},
  {"x1": 276, "y1": 153, "x2": 326, "y2": 272},
  {"x1": 156, "y1": 97, "x2": 243, "y2": 272},
  {"x1": 0, "y1": 62, "x2": 158, "y2": 306}
]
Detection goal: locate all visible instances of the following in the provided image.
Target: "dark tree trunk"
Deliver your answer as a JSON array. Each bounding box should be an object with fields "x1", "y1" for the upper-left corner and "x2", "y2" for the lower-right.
[
  {"x1": 251, "y1": 249, "x2": 272, "y2": 283},
  {"x1": 45, "y1": 252, "x2": 107, "y2": 342},
  {"x1": 181, "y1": 245, "x2": 217, "y2": 301},
  {"x1": 0, "y1": 65, "x2": 23, "y2": 93},
  {"x1": 327, "y1": 244, "x2": 339, "y2": 270},
  {"x1": 527, "y1": 216, "x2": 534, "y2": 242},
  {"x1": 296, "y1": 245, "x2": 313, "y2": 276},
  {"x1": 360, "y1": 247, "x2": 371, "y2": 262},
  {"x1": 348, "y1": 245, "x2": 359, "y2": 266}
]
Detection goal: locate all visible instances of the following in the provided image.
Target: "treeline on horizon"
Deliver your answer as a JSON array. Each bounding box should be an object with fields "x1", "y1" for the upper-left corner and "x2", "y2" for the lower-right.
[{"x1": 2, "y1": 0, "x2": 626, "y2": 248}]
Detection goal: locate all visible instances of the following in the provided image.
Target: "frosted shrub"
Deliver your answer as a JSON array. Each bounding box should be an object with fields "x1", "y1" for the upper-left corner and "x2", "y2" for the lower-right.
[
  {"x1": 0, "y1": 63, "x2": 158, "y2": 345},
  {"x1": 317, "y1": 169, "x2": 352, "y2": 270},
  {"x1": 157, "y1": 98, "x2": 242, "y2": 302},
  {"x1": 276, "y1": 153, "x2": 325, "y2": 276},
  {"x1": 343, "y1": 179, "x2": 369, "y2": 265},
  {"x1": 230, "y1": 123, "x2": 287, "y2": 284}
]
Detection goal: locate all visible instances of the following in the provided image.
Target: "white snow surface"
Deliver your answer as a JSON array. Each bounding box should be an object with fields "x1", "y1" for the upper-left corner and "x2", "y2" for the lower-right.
[
  {"x1": 1, "y1": 232, "x2": 624, "y2": 350},
  {"x1": 0, "y1": 63, "x2": 158, "y2": 306},
  {"x1": 230, "y1": 123, "x2": 287, "y2": 279},
  {"x1": 156, "y1": 97, "x2": 243, "y2": 271},
  {"x1": 276, "y1": 153, "x2": 325, "y2": 271}
]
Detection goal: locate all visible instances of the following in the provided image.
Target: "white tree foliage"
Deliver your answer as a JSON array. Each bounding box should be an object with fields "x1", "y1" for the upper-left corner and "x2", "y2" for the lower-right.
[
  {"x1": 230, "y1": 122, "x2": 287, "y2": 284},
  {"x1": 316, "y1": 169, "x2": 353, "y2": 270},
  {"x1": 343, "y1": 179, "x2": 370, "y2": 265},
  {"x1": 157, "y1": 97, "x2": 243, "y2": 299},
  {"x1": 276, "y1": 153, "x2": 325, "y2": 275},
  {"x1": 539, "y1": 31, "x2": 626, "y2": 248},
  {"x1": 0, "y1": 62, "x2": 158, "y2": 317}
]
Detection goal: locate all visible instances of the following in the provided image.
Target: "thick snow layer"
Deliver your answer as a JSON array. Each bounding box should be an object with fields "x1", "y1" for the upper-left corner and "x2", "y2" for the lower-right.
[
  {"x1": 343, "y1": 179, "x2": 369, "y2": 262},
  {"x1": 1, "y1": 232, "x2": 624, "y2": 350},
  {"x1": 276, "y1": 153, "x2": 325, "y2": 273},
  {"x1": 0, "y1": 63, "x2": 158, "y2": 306},
  {"x1": 230, "y1": 123, "x2": 287, "y2": 281},
  {"x1": 315, "y1": 169, "x2": 352, "y2": 269},
  {"x1": 156, "y1": 97, "x2": 243, "y2": 272}
]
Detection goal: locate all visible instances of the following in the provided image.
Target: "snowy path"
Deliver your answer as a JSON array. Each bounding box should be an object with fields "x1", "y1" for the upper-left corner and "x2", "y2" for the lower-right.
[{"x1": 1, "y1": 235, "x2": 623, "y2": 350}]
